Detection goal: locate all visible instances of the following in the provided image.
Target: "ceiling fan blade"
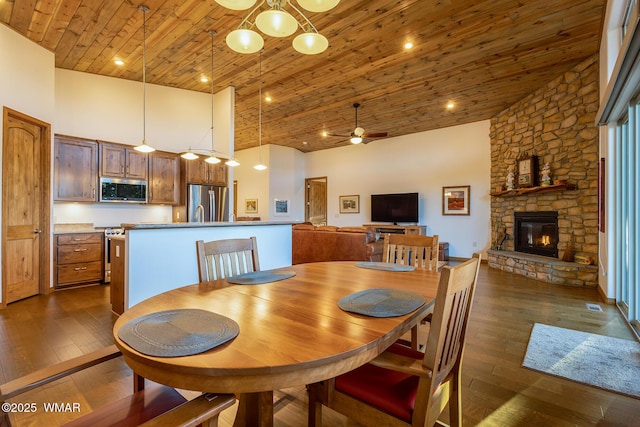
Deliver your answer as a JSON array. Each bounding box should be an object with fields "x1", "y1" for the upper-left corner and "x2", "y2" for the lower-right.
[
  {"x1": 362, "y1": 132, "x2": 388, "y2": 138},
  {"x1": 326, "y1": 132, "x2": 350, "y2": 138}
]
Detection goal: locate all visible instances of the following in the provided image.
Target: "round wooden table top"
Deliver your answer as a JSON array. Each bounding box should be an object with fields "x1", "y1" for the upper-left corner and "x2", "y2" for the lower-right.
[{"x1": 113, "y1": 261, "x2": 440, "y2": 393}]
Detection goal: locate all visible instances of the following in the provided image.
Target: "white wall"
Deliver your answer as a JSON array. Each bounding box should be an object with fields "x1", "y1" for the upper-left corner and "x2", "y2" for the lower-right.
[
  {"x1": 234, "y1": 121, "x2": 491, "y2": 258},
  {"x1": 0, "y1": 24, "x2": 56, "y2": 304},
  {"x1": 234, "y1": 144, "x2": 306, "y2": 221},
  {"x1": 53, "y1": 70, "x2": 236, "y2": 226}
]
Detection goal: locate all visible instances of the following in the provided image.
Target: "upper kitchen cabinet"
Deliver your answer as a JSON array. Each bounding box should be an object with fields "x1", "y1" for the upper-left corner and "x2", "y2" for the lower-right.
[
  {"x1": 54, "y1": 136, "x2": 98, "y2": 202},
  {"x1": 148, "y1": 151, "x2": 180, "y2": 205},
  {"x1": 100, "y1": 142, "x2": 148, "y2": 179},
  {"x1": 185, "y1": 158, "x2": 227, "y2": 186}
]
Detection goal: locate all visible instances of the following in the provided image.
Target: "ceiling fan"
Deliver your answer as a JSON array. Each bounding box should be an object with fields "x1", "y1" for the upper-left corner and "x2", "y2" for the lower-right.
[{"x1": 326, "y1": 103, "x2": 389, "y2": 144}]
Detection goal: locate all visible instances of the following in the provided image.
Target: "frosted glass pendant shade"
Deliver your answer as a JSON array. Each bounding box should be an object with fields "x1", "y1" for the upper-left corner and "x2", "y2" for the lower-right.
[
  {"x1": 205, "y1": 154, "x2": 222, "y2": 164},
  {"x1": 181, "y1": 150, "x2": 199, "y2": 160},
  {"x1": 292, "y1": 32, "x2": 328, "y2": 54},
  {"x1": 226, "y1": 29, "x2": 264, "y2": 53},
  {"x1": 296, "y1": 0, "x2": 340, "y2": 12},
  {"x1": 255, "y1": 10, "x2": 298, "y2": 37},
  {"x1": 254, "y1": 163, "x2": 267, "y2": 170},
  {"x1": 215, "y1": 0, "x2": 257, "y2": 10},
  {"x1": 135, "y1": 141, "x2": 156, "y2": 153}
]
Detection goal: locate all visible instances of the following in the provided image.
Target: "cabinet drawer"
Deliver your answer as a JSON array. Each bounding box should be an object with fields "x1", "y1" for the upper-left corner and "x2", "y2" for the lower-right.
[
  {"x1": 58, "y1": 243, "x2": 102, "y2": 263},
  {"x1": 57, "y1": 261, "x2": 103, "y2": 285},
  {"x1": 57, "y1": 233, "x2": 103, "y2": 245}
]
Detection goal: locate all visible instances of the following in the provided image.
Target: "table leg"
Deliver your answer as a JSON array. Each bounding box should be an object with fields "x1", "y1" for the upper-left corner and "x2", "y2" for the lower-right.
[{"x1": 232, "y1": 391, "x2": 273, "y2": 427}]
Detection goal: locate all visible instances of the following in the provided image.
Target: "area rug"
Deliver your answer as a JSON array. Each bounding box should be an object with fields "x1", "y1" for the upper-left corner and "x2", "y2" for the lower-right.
[{"x1": 522, "y1": 323, "x2": 640, "y2": 399}]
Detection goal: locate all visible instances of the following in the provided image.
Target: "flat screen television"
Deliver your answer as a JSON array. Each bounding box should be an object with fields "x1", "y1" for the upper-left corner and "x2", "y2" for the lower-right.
[{"x1": 370, "y1": 192, "x2": 419, "y2": 223}]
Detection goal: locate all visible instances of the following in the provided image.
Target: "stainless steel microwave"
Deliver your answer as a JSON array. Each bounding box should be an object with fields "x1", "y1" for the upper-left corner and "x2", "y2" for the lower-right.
[{"x1": 99, "y1": 177, "x2": 147, "y2": 203}]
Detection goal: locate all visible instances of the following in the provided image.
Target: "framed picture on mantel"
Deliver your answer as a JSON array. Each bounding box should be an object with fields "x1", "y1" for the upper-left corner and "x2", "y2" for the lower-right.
[{"x1": 442, "y1": 185, "x2": 470, "y2": 216}]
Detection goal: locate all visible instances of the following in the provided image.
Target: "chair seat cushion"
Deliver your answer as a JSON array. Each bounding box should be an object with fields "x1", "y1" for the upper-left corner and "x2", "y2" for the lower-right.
[{"x1": 335, "y1": 343, "x2": 423, "y2": 422}]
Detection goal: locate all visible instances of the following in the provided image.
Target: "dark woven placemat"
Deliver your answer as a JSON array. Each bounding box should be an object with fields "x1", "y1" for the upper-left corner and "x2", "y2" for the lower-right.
[
  {"x1": 355, "y1": 261, "x2": 416, "y2": 272},
  {"x1": 118, "y1": 309, "x2": 239, "y2": 357},
  {"x1": 338, "y1": 288, "x2": 426, "y2": 317},
  {"x1": 226, "y1": 270, "x2": 296, "y2": 285}
]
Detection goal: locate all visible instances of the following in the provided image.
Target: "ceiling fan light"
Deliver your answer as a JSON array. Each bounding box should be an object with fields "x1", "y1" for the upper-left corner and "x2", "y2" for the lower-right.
[
  {"x1": 353, "y1": 126, "x2": 365, "y2": 137},
  {"x1": 226, "y1": 29, "x2": 264, "y2": 54},
  {"x1": 292, "y1": 32, "x2": 328, "y2": 54},
  {"x1": 350, "y1": 135, "x2": 363, "y2": 144},
  {"x1": 214, "y1": 0, "x2": 258, "y2": 10},
  {"x1": 296, "y1": 0, "x2": 340, "y2": 12},
  {"x1": 255, "y1": 9, "x2": 298, "y2": 37}
]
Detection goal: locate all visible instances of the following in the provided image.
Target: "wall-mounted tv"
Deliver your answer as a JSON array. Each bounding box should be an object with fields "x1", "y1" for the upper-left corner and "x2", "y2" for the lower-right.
[{"x1": 370, "y1": 192, "x2": 419, "y2": 224}]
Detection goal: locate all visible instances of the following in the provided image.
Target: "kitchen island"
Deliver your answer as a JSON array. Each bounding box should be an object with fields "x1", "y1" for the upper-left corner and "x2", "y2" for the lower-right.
[{"x1": 113, "y1": 221, "x2": 295, "y2": 313}]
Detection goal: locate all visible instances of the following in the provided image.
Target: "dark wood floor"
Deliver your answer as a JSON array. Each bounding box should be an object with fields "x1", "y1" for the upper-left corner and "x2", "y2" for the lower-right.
[{"x1": 1, "y1": 264, "x2": 639, "y2": 426}]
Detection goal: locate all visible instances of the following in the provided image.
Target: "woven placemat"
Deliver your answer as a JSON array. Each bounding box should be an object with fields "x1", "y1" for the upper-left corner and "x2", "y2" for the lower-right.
[
  {"x1": 227, "y1": 270, "x2": 296, "y2": 285},
  {"x1": 118, "y1": 309, "x2": 239, "y2": 357},
  {"x1": 355, "y1": 261, "x2": 415, "y2": 272},
  {"x1": 338, "y1": 288, "x2": 425, "y2": 317}
]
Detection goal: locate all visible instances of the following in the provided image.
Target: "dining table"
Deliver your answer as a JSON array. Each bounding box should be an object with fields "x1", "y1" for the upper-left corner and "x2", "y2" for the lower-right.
[{"x1": 112, "y1": 261, "x2": 441, "y2": 427}]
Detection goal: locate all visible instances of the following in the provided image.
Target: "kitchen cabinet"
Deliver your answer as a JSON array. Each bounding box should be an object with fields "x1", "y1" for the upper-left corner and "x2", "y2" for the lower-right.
[
  {"x1": 100, "y1": 142, "x2": 148, "y2": 179},
  {"x1": 185, "y1": 158, "x2": 227, "y2": 186},
  {"x1": 54, "y1": 136, "x2": 98, "y2": 202},
  {"x1": 148, "y1": 150, "x2": 181, "y2": 204},
  {"x1": 54, "y1": 232, "x2": 104, "y2": 288}
]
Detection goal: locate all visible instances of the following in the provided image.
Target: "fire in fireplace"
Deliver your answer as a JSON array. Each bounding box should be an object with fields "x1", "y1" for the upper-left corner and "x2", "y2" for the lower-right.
[{"x1": 514, "y1": 211, "x2": 558, "y2": 258}]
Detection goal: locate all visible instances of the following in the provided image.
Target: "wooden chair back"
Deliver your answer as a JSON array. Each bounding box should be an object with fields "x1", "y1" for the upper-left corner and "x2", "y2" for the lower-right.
[
  {"x1": 196, "y1": 236, "x2": 260, "y2": 282},
  {"x1": 308, "y1": 253, "x2": 482, "y2": 427},
  {"x1": 383, "y1": 233, "x2": 439, "y2": 270},
  {"x1": 0, "y1": 344, "x2": 235, "y2": 427}
]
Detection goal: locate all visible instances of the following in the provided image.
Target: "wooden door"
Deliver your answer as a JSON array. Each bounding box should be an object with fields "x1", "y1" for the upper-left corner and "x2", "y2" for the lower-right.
[
  {"x1": 2, "y1": 108, "x2": 51, "y2": 305},
  {"x1": 100, "y1": 143, "x2": 126, "y2": 177},
  {"x1": 305, "y1": 177, "x2": 327, "y2": 225},
  {"x1": 125, "y1": 149, "x2": 148, "y2": 179}
]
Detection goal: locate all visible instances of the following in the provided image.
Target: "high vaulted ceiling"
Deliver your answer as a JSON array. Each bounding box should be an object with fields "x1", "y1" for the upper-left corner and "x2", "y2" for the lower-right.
[{"x1": 1, "y1": 0, "x2": 605, "y2": 153}]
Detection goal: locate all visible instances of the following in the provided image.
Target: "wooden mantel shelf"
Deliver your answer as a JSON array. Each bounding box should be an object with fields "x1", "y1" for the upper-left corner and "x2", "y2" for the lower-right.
[{"x1": 490, "y1": 183, "x2": 577, "y2": 197}]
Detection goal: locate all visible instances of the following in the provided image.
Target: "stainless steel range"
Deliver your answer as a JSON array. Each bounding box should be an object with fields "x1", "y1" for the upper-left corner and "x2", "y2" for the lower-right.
[{"x1": 104, "y1": 227, "x2": 125, "y2": 283}]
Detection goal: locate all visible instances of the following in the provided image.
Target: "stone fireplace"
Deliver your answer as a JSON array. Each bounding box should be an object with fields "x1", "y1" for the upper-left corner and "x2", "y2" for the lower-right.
[
  {"x1": 514, "y1": 211, "x2": 558, "y2": 258},
  {"x1": 487, "y1": 55, "x2": 599, "y2": 287}
]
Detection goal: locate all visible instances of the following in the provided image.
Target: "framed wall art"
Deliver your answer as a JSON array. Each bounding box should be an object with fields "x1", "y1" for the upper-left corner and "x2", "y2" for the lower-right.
[
  {"x1": 339, "y1": 195, "x2": 360, "y2": 214},
  {"x1": 245, "y1": 198, "x2": 258, "y2": 214},
  {"x1": 273, "y1": 198, "x2": 290, "y2": 216},
  {"x1": 442, "y1": 185, "x2": 470, "y2": 216}
]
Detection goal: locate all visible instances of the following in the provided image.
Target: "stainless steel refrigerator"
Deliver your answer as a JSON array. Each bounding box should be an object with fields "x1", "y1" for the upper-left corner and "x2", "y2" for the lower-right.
[{"x1": 187, "y1": 184, "x2": 228, "y2": 222}]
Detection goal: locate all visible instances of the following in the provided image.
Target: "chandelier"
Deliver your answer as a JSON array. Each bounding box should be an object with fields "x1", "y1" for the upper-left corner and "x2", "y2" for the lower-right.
[{"x1": 216, "y1": 0, "x2": 339, "y2": 55}]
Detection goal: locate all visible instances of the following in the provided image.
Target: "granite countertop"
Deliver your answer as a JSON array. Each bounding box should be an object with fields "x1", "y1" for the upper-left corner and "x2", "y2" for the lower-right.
[
  {"x1": 121, "y1": 221, "x2": 299, "y2": 230},
  {"x1": 54, "y1": 223, "x2": 101, "y2": 234}
]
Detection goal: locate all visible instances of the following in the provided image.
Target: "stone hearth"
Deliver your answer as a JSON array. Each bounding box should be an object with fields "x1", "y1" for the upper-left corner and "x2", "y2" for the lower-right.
[{"x1": 488, "y1": 250, "x2": 598, "y2": 287}]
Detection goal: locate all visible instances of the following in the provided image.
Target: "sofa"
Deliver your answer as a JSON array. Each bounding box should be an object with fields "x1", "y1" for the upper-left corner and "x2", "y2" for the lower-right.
[{"x1": 292, "y1": 224, "x2": 383, "y2": 265}]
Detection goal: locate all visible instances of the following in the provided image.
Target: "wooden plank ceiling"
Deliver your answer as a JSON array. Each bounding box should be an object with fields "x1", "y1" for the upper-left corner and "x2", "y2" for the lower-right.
[{"x1": 0, "y1": 0, "x2": 605, "y2": 153}]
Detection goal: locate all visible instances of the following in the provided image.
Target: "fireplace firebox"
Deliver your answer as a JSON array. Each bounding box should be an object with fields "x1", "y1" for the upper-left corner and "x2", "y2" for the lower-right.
[{"x1": 514, "y1": 211, "x2": 558, "y2": 258}]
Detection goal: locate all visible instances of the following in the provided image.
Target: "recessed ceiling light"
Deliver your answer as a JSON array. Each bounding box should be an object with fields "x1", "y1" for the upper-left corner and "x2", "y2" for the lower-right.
[
  {"x1": 265, "y1": 95, "x2": 272, "y2": 102},
  {"x1": 446, "y1": 101, "x2": 455, "y2": 110},
  {"x1": 321, "y1": 130, "x2": 328, "y2": 137},
  {"x1": 200, "y1": 76, "x2": 209, "y2": 83},
  {"x1": 404, "y1": 42, "x2": 413, "y2": 49},
  {"x1": 114, "y1": 59, "x2": 125, "y2": 66}
]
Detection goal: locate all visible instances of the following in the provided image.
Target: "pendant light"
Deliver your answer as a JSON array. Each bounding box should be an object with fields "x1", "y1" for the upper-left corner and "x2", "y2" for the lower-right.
[
  {"x1": 206, "y1": 30, "x2": 222, "y2": 165},
  {"x1": 254, "y1": 50, "x2": 267, "y2": 171},
  {"x1": 134, "y1": 6, "x2": 156, "y2": 153}
]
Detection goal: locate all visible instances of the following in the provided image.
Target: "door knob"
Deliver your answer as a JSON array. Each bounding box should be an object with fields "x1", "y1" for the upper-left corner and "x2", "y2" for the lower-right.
[{"x1": 33, "y1": 229, "x2": 42, "y2": 234}]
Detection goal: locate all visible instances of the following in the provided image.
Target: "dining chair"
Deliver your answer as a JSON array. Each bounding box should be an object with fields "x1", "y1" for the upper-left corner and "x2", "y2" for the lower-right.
[
  {"x1": 308, "y1": 253, "x2": 482, "y2": 427},
  {"x1": 383, "y1": 233, "x2": 440, "y2": 271},
  {"x1": 383, "y1": 233, "x2": 440, "y2": 350},
  {"x1": 196, "y1": 236, "x2": 260, "y2": 282},
  {"x1": 0, "y1": 344, "x2": 235, "y2": 427}
]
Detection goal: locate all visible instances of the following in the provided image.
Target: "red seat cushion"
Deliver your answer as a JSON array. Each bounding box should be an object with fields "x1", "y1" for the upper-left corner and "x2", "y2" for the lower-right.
[{"x1": 335, "y1": 343, "x2": 423, "y2": 422}]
